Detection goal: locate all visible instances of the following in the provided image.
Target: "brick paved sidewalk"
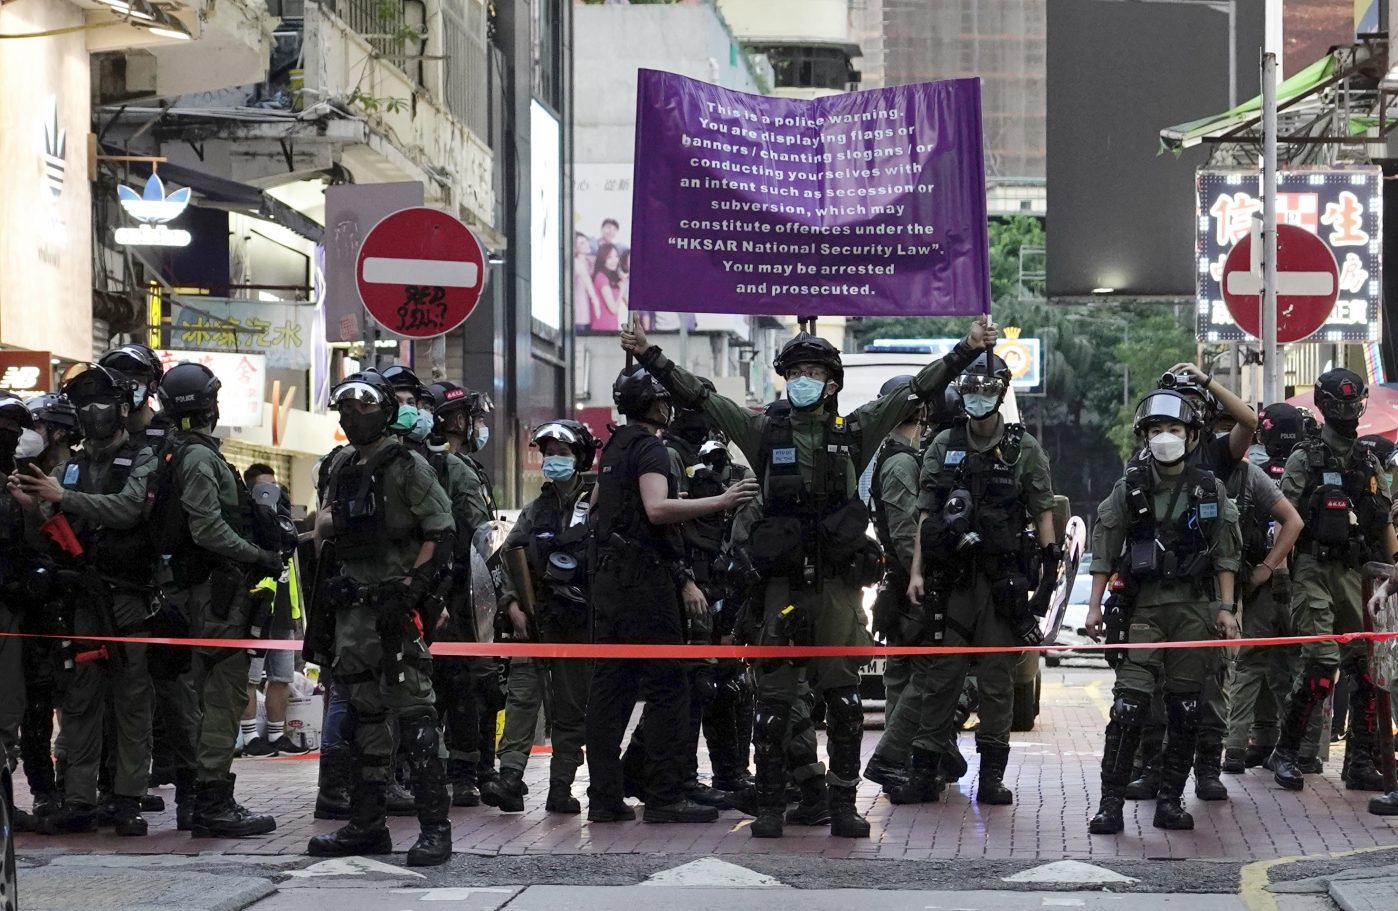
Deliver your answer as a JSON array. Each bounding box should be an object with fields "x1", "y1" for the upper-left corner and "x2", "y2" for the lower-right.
[{"x1": 13, "y1": 670, "x2": 1398, "y2": 862}]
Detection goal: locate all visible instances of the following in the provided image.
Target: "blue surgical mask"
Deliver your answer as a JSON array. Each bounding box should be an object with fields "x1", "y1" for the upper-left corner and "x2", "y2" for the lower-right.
[
  {"x1": 390, "y1": 404, "x2": 418, "y2": 434},
  {"x1": 1247, "y1": 443, "x2": 1270, "y2": 466},
  {"x1": 407, "y1": 408, "x2": 435, "y2": 443},
  {"x1": 963, "y1": 393, "x2": 1000, "y2": 419},
  {"x1": 786, "y1": 376, "x2": 826, "y2": 409},
  {"x1": 474, "y1": 426, "x2": 490, "y2": 450},
  {"x1": 542, "y1": 455, "x2": 576, "y2": 482}
]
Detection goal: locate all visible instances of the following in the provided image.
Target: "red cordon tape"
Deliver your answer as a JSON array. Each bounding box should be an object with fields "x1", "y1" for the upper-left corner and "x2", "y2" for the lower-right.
[{"x1": 2, "y1": 630, "x2": 1397, "y2": 658}]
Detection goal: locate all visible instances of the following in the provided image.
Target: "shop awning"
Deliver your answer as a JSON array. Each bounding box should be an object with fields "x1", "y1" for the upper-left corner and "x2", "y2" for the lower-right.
[{"x1": 1158, "y1": 55, "x2": 1340, "y2": 154}]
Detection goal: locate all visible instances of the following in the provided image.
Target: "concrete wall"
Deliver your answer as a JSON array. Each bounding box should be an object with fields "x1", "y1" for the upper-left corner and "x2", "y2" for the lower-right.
[{"x1": 0, "y1": 0, "x2": 93, "y2": 361}]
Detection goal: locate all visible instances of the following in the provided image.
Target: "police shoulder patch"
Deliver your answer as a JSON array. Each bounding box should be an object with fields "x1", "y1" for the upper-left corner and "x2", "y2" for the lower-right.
[{"x1": 63, "y1": 463, "x2": 79, "y2": 485}]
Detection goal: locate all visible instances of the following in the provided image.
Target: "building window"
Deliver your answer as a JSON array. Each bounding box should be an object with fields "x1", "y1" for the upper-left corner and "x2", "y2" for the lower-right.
[
  {"x1": 533, "y1": 0, "x2": 563, "y2": 111},
  {"x1": 753, "y1": 45, "x2": 854, "y2": 91}
]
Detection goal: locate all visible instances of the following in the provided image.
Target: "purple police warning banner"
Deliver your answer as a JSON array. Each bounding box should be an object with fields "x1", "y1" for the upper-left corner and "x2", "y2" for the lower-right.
[{"x1": 630, "y1": 70, "x2": 990, "y2": 318}]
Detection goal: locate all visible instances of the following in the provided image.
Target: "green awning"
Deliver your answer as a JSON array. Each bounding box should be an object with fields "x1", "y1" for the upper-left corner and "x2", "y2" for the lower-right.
[{"x1": 1158, "y1": 55, "x2": 1339, "y2": 153}]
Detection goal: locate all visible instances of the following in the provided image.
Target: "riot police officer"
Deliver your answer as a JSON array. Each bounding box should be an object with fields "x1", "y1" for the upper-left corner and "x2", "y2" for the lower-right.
[
  {"x1": 8, "y1": 366, "x2": 157, "y2": 836},
  {"x1": 25, "y1": 394, "x2": 81, "y2": 473},
  {"x1": 1221, "y1": 404, "x2": 1305, "y2": 774},
  {"x1": 1269, "y1": 369, "x2": 1397, "y2": 793},
  {"x1": 585, "y1": 366, "x2": 757, "y2": 824},
  {"x1": 99, "y1": 343, "x2": 168, "y2": 443},
  {"x1": 1085, "y1": 389, "x2": 1241, "y2": 834},
  {"x1": 308, "y1": 371, "x2": 455, "y2": 866},
  {"x1": 862, "y1": 376, "x2": 925, "y2": 791},
  {"x1": 485, "y1": 419, "x2": 599, "y2": 814},
  {"x1": 891, "y1": 353, "x2": 1058, "y2": 807},
  {"x1": 622, "y1": 317, "x2": 993, "y2": 838}
]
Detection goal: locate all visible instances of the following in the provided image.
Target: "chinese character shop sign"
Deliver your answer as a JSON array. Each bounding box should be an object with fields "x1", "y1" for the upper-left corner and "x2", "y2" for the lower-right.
[
  {"x1": 355, "y1": 207, "x2": 487, "y2": 338},
  {"x1": 1196, "y1": 168, "x2": 1381, "y2": 343}
]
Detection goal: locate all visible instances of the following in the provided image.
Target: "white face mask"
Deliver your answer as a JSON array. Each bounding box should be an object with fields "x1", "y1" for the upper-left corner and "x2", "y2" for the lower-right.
[{"x1": 1148, "y1": 431, "x2": 1188, "y2": 465}]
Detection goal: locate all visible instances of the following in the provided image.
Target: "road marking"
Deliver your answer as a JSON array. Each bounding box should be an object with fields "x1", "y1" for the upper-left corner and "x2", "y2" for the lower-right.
[
  {"x1": 392, "y1": 888, "x2": 517, "y2": 901},
  {"x1": 1239, "y1": 845, "x2": 1398, "y2": 911},
  {"x1": 285, "y1": 856, "x2": 426, "y2": 879},
  {"x1": 1043, "y1": 901, "x2": 1087, "y2": 908},
  {"x1": 1083, "y1": 679, "x2": 1112, "y2": 722},
  {"x1": 643, "y1": 857, "x2": 786, "y2": 888},
  {"x1": 1003, "y1": 860, "x2": 1138, "y2": 884}
]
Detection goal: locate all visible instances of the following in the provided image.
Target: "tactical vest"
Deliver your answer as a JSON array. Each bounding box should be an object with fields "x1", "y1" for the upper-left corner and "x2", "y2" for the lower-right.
[
  {"x1": 146, "y1": 433, "x2": 260, "y2": 584},
  {"x1": 870, "y1": 438, "x2": 919, "y2": 574},
  {"x1": 1227, "y1": 465, "x2": 1272, "y2": 566},
  {"x1": 325, "y1": 442, "x2": 419, "y2": 562},
  {"x1": 1119, "y1": 465, "x2": 1220, "y2": 586},
  {"x1": 667, "y1": 439, "x2": 727, "y2": 576},
  {"x1": 459, "y1": 452, "x2": 498, "y2": 516},
  {"x1": 524, "y1": 480, "x2": 595, "y2": 627},
  {"x1": 59, "y1": 437, "x2": 152, "y2": 580},
  {"x1": 1296, "y1": 439, "x2": 1390, "y2": 558},
  {"x1": 934, "y1": 422, "x2": 1030, "y2": 557},
  {"x1": 595, "y1": 423, "x2": 683, "y2": 560}
]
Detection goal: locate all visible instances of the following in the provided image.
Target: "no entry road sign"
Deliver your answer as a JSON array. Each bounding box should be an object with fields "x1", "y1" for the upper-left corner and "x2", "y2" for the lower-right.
[
  {"x1": 1222, "y1": 222, "x2": 1339, "y2": 344},
  {"x1": 355, "y1": 207, "x2": 487, "y2": 338}
]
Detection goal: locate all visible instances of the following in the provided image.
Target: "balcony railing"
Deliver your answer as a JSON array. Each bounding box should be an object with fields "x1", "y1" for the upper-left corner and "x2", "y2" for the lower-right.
[{"x1": 322, "y1": 0, "x2": 409, "y2": 60}]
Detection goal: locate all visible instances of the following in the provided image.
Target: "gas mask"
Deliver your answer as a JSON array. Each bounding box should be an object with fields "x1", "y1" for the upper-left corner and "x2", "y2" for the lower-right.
[{"x1": 77, "y1": 401, "x2": 123, "y2": 441}]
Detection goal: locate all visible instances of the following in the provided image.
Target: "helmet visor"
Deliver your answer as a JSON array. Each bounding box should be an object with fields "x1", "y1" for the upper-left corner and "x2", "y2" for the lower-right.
[
  {"x1": 330, "y1": 381, "x2": 390, "y2": 410},
  {"x1": 1135, "y1": 391, "x2": 1198, "y2": 429},
  {"x1": 61, "y1": 365, "x2": 124, "y2": 405},
  {"x1": 1322, "y1": 394, "x2": 1367, "y2": 421},
  {"x1": 532, "y1": 422, "x2": 580, "y2": 447},
  {"x1": 955, "y1": 375, "x2": 1007, "y2": 397}
]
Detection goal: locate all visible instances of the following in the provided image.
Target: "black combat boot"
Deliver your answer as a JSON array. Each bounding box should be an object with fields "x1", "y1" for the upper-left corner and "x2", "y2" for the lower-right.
[
  {"x1": 307, "y1": 780, "x2": 392, "y2": 857},
  {"x1": 174, "y1": 768, "x2": 197, "y2": 831},
  {"x1": 140, "y1": 793, "x2": 165, "y2": 813},
  {"x1": 14, "y1": 790, "x2": 59, "y2": 833},
  {"x1": 976, "y1": 745, "x2": 1014, "y2": 806},
  {"x1": 545, "y1": 780, "x2": 580, "y2": 814},
  {"x1": 749, "y1": 701, "x2": 790, "y2": 838},
  {"x1": 111, "y1": 795, "x2": 149, "y2": 836},
  {"x1": 1342, "y1": 669, "x2": 1385, "y2": 791},
  {"x1": 1271, "y1": 667, "x2": 1334, "y2": 791},
  {"x1": 888, "y1": 748, "x2": 943, "y2": 805},
  {"x1": 36, "y1": 800, "x2": 98, "y2": 835},
  {"x1": 1369, "y1": 790, "x2": 1398, "y2": 815},
  {"x1": 315, "y1": 749, "x2": 353, "y2": 820},
  {"x1": 863, "y1": 753, "x2": 909, "y2": 791},
  {"x1": 386, "y1": 779, "x2": 417, "y2": 816},
  {"x1": 191, "y1": 777, "x2": 276, "y2": 838},
  {"x1": 402, "y1": 712, "x2": 452, "y2": 867},
  {"x1": 643, "y1": 798, "x2": 720, "y2": 823},
  {"x1": 1193, "y1": 734, "x2": 1229, "y2": 801},
  {"x1": 828, "y1": 785, "x2": 870, "y2": 839},
  {"x1": 785, "y1": 777, "x2": 830, "y2": 826},
  {"x1": 1221, "y1": 748, "x2": 1246, "y2": 774},
  {"x1": 480, "y1": 767, "x2": 526, "y2": 813},
  {"x1": 1124, "y1": 722, "x2": 1163, "y2": 800},
  {"x1": 1153, "y1": 695, "x2": 1199, "y2": 831},
  {"x1": 1091, "y1": 695, "x2": 1146, "y2": 835},
  {"x1": 449, "y1": 758, "x2": 481, "y2": 807}
]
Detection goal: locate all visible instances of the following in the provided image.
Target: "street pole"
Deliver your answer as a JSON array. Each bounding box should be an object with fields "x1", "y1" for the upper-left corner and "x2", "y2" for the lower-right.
[{"x1": 1262, "y1": 51, "x2": 1280, "y2": 404}]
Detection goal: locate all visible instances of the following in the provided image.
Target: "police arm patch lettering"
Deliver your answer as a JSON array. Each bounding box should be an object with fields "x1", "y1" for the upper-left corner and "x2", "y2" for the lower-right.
[{"x1": 772, "y1": 447, "x2": 797, "y2": 465}]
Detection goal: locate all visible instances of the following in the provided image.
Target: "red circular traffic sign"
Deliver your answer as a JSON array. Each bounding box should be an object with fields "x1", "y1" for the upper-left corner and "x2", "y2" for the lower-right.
[
  {"x1": 1221, "y1": 224, "x2": 1339, "y2": 343},
  {"x1": 355, "y1": 207, "x2": 487, "y2": 338}
]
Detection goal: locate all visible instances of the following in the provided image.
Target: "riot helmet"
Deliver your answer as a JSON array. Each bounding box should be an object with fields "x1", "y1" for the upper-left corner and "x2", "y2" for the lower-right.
[
  {"x1": 1157, "y1": 369, "x2": 1217, "y2": 422},
  {"x1": 1357, "y1": 434, "x2": 1398, "y2": 471},
  {"x1": 26, "y1": 393, "x2": 82, "y2": 446},
  {"x1": 0, "y1": 393, "x2": 34, "y2": 468},
  {"x1": 426, "y1": 380, "x2": 492, "y2": 452},
  {"x1": 1296, "y1": 405, "x2": 1321, "y2": 439},
  {"x1": 330, "y1": 371, "x2": 396, "y2": 447},
  {"x1": 531, "y1": 419, "x2": 599, "y2": 475},
  {"x1": 699, "y1": 438, "x2": 731, "y2": 471},
  {"x1": 62, "y1": 363, "x2": 136, "y2": 441},
  {"x1": 613, "y1": 365, "x2": 672, "y2": 425},
  {"x1": 99, "y1": 343, "x2": 164, "y2": 410},
  {"x1": 1133, "y1": 388, "x2": 1203, "y2": 467},
  {"x1": 378, "y1": 364, "x2": 427, "y2": 405},
  {"x1": 156, "y1": 362, "x2": 222, "y2": 431},
  {"x1": 1314, "y1": 368, "x2": 1367, "y2": 437},
  {"x1": 1258, "y1": 403, "x2": 1304, "y2": 460},
  {"x1": 954, "y1": 351, "x2": 1011, "y2": 420}
]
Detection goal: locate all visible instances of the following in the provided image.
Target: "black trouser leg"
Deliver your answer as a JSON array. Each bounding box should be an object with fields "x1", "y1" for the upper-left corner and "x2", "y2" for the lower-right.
[{"x1": 585, "y1": 658, "x2": 639, "y2": 806}]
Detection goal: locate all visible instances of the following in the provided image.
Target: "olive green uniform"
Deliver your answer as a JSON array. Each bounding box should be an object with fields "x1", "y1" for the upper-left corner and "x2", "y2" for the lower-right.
[
  {"x1": 327, "y1": 437, "x2": 453, "y2": 783},
  {"x1": 41, "y1": 432, "x2": 157, "y2": 806},
  {"x1": 910, "y1": 420, "x2": 1056, "y2": 756},
  {"x1": 868, "y1": 444, "x2": 923, "y2": 761},
  {"x1": 170, "y1": 431, "x2": 266, "y2": 784},
  {"x1": 1091, "y1": 470, "x2": 1241, "y2": 700}
]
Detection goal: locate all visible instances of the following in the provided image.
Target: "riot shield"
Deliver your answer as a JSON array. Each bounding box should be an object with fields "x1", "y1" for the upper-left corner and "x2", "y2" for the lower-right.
[
  {"x1": 471, "y1": 519, "x2": 514, "y2": 643},
  {"x1": 1039, "y1": 514, "x2": 1087, "y2": 647}
]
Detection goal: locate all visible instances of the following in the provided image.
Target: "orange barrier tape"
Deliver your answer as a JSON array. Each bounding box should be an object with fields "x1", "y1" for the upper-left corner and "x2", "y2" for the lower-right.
[{"x1": 2, "y1": 629, "x2": 1398, "y2": 659}]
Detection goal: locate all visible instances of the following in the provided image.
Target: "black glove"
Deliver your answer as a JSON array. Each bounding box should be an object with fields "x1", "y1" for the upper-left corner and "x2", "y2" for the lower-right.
[
  {"x1": 1029, "y1": 543, "x2": 1064, "y2": 618},
  {"x1": 253, "y1": 549, "x2": 284, "y2": 577}
]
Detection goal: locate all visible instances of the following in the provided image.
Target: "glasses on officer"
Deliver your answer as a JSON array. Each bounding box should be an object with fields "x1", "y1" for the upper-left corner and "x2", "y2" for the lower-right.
[{"x1": 784, "y1": 365, "x2": 829, "y2": 382}]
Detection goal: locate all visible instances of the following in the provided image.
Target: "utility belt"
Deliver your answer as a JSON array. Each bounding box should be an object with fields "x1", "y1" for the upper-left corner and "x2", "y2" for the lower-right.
[
  {"x1": 324, "y1": 573, "x2": 431, "y2": 685},
  {"x1": 1300, "y1": 538, "x2": 1375, "y2": 565},
  {"x1": 598, "y1": 532, "x2": 686, "y2": 586}
]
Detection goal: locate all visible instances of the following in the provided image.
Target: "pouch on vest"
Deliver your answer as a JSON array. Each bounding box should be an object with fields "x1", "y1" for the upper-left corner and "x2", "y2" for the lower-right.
[
  {"x1": 819, "y1": 496, "x2": 873, "y2": 566},
  {"x1": 1128, "y1": 539, "x2": 1161, "y2": 579},
  {"x1": 747, "y1": 515, "x2": 805, "y2": 574},
  {"x1": 1309, "y1": 486, "x2": 1352, "y2": 548}
]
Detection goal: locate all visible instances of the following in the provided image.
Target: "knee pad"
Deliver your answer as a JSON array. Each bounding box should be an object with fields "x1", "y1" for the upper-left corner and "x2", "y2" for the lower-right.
[
  {"x1": 1109, "y1": 694, "x2": 1149, "y2": 727},
  {"x1": 1164, "y1": 692, "x2": 1202, "y2": 722},
  {"x1": 752, "y1": 701, "x2": 792, "y2": 751},
  {"x1": 1297, "y1": 664, "x2": 1336, "y2": 703},
  {"x1": 823, "y1": 687, "x2": 863, "y2": 738}
]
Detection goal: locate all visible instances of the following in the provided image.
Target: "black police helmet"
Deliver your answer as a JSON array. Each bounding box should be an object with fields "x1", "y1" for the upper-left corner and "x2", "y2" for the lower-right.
[
  {"x1": 99, "y1": 343, "x2": 164, "y2": 385},
  {"x1": 157, "y1": 362, "x2": 222, "y2": 425},
  {"x1": 1258, "y1": 403, "x2": 1304, "y2": 459},
  {"x1": 879, "y1": 374, "x2": 916, "y2": 398},
  {"x1": 1357, "y1": 434, "x2": 1398, "y2": 470},
  {"x1": 613, "y1": 365, "x2": 671, "y2": 420},
  {"x1": 378, "y1": 364, "x2": 427, "y2": 401},
  {"x1": 1296, "y1": 405, "x2": 1321, "y2": 439},
  {"x1": 954, "y1": 351, "x2": 1011, "y2": 411},
  {"x1": 1314, "y1": 368, "x2": 1368, "y2": 423},
  {"x1": 929, "y1": 384, "x2": 964, "y2": 430},
  {"x1": 773, "y1": 332, "x2": 843, "y2": 390},
  {"x1": 1133, "y1": 388, "x2": 1204, "y2": 436},
  {"x1": 61, "y1": 363, "x2": 135, "y2": 407},
  {"x1": 0, "y1": 393, "x2": 34, "y2": 431},
  {"x1": 531, "y1": 419, "x2": 600, "y2": 472},
  {"x1": 26, "y1": 393, "x2": 81, "y2": 436}
]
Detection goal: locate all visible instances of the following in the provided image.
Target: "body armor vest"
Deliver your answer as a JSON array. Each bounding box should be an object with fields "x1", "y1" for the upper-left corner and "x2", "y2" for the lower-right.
[
  {"x1": 1119, "y1": 465, "x2": 1220, "y2": 586},
  {"x1": 595, "y1": 423, "x2": 683, "y2": 560},
  {"x1": 60, "y1": 437, "x2": 150, "y2": 579},
  {"x1": 1296, "y1": 439, "x2": 1389, "y2": 558},
  {"x1": 326, "y1": 443, "x2": 417, "y2": 562},
  {"x1": 933, "y1": 422, "x2": 1030, "y2": 558},
  {"x1": 870, "y1": 439, "x2": 919, "y2": 575}
]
